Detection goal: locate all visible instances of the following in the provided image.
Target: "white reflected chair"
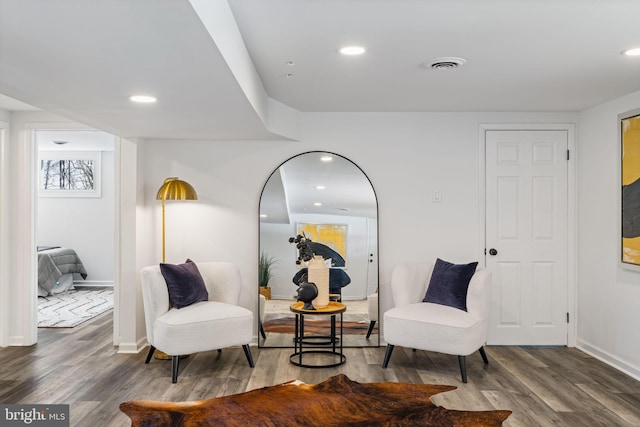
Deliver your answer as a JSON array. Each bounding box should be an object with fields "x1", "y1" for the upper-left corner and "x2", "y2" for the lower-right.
[
  {"x1": 382, "y1": 262, "x2": 491, "y2": 383},
  {"x1": 366, "y1": 292, "x2": 378, "y2": 339},
  {"x1": 141, "y1": 261, "x2": 254, "y2": 383}
]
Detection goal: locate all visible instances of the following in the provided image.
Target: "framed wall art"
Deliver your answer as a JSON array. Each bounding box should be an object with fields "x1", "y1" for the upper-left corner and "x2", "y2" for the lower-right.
[
  {"x1": 620, "y1": 108, "x2": 640, "y2": 270},
  {"x1": 39, "y1": 151, "x2": 101, "y2": 197},
  {"x1": 296, "y1": 223, "x2": 348, "y2": 267}
]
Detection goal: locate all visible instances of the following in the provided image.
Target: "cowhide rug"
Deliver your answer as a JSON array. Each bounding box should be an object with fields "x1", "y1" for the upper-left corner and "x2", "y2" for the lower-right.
[{"x1": 120, "y1": 374, "x2": 511, "y2": 426}]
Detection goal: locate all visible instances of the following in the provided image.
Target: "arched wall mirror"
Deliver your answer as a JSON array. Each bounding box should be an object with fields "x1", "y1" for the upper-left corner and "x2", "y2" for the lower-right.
[{"x1": 258, "y1": 151, "x2": 379, "y2": 348}]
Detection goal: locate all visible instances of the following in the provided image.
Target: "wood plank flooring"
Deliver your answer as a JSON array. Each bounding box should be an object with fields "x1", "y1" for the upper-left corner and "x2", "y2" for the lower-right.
[{"x1": 1, "y1": 311, "x2": 639, "y2": 426}]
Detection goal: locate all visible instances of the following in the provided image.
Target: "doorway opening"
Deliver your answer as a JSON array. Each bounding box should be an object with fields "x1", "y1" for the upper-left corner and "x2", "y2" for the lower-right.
[{"x1": 34, "y1": 129, "x2": 116, "y2": 332}]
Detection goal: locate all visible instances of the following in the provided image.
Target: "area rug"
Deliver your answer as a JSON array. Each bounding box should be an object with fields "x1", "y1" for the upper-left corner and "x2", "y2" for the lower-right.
[
  {"x1": 38, "y1": 287, "x2": 113, "y2": 328},
  {"x1": 263, "y1": 317, "x2": 377, "y2": 335},
  {"x1": 120, "y1": 374, "x2": 511, "y2": 426}
]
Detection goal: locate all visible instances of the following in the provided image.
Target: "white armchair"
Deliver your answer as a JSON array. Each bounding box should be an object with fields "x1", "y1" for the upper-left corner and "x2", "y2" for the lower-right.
[
  {"x1": 382, "y1": 262, "x2": 491, "y2": 383},
  {"x1": 141, "y1": 261, "x2": 254, "y2": 383}
]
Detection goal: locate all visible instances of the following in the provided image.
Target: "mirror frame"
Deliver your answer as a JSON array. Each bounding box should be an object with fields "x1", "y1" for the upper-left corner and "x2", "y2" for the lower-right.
[{"x1": 258, "y1": 151, "x2": 379, "y2": 348}]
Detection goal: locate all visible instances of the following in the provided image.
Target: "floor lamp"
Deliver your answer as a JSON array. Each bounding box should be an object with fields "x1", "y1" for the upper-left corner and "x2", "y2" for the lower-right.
[
  {"x1": 156, "y1": 177, "x2": 198, "y2": 263},
  {"x1": 154, "y1": 177, "x2": 198, "y2": 360}
]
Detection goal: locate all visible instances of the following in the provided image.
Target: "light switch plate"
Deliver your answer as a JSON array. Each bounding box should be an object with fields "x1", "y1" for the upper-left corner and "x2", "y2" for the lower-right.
[{"x1": 433, "y1": 191, "x2": 442, "y2": 203}]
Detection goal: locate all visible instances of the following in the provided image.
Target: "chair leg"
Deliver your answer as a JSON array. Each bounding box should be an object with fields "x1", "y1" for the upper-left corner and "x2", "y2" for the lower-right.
[
  {"x1": 171, "y1": 355, "x2": 180, "y2": 384},
  {"x1": 382, "y1": 344, "x2": 395, "y2": 368},
  {"x1": 145, "y1": 346, "x2": 156, "y2": 364},
  {"x1": 458, "y1": 355, "x2": 467, "y2": 383},
  {"x1": 259, "y1": 322, "x2": 266, "y2": 339},
  {"x1": 242, "y1": 344, "x2": 255, "y2": 368},
  {"x1": 479, "y1": 346, "x2": 489, "y2": 364},
  {"x1": 365, "y1": 320, "x2": 376, "y2": 339}
]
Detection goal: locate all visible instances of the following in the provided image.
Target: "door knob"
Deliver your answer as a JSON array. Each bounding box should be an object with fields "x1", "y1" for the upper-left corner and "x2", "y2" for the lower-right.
[{"x1": 488, "y1": 248, "x2": 498, "y2": 256}]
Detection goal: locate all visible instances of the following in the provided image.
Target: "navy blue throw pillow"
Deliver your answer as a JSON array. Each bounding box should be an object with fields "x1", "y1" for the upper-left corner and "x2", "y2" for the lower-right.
[
  {"x1": 160, "y1": 259, "x2": 208, "y2": 309},
  {"x1": 423, "y1": 258, "x2": 478, "y2": 311}
]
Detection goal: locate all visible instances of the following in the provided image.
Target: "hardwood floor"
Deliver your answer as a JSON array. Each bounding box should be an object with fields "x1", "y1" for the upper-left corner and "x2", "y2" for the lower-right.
[{"x1": 1, "y1": 311, "x2": 639, "y2": 426}]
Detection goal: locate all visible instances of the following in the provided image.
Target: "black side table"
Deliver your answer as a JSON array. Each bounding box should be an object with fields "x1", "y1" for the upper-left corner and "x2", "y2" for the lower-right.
[{"x1": 289, "y1": 301, "x2": 346, "y2": 368}]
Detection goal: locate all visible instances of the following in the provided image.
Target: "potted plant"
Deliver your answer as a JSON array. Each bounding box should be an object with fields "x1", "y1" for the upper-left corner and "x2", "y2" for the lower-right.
[{"x1": 259, "y1": 251, "x2": 277, "y2": 300}]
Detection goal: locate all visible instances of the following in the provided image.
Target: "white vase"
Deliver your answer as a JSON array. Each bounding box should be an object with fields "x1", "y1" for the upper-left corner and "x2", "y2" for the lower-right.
[{"x1": 308, "y1": 255, "x2": 329, "y2": 309}]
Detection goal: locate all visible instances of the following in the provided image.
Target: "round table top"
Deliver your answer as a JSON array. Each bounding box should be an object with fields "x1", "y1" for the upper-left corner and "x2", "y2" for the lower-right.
[{"x1": 290, "y1": 301, "x2": 346, "y2": 315}]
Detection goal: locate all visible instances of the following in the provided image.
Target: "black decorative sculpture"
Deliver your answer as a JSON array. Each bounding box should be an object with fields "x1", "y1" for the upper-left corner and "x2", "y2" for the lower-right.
[{"x1": 297, "y1": 281, "x2": 318, "y2": 310}]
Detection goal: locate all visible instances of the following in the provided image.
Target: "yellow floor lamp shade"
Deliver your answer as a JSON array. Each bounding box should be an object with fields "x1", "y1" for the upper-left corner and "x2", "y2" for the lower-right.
[{"x1": 156, "y1": 177, "x2": 198, "y2": 262}]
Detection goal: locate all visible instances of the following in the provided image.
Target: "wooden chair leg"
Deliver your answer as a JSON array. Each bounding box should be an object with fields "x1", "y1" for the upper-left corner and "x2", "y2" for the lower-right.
[
  {"x1": 382, "y1": 344, "x2": 395, "y2": 368},
  {"x1": 479, "y1": 346, "x2": 489, "y2": 364},
  {"x1": 171, "y1": 355, "x2": 180, "y2": 384},
  {"x1": 365, "y1": 321, "x2": 376, "y2": 339},
  {"x1": 242, "y1": 344, "x2": 255, "y2": 368},
  {"x1": 145, "y1": 346, "x2": 156, "y2": 364},
  {"x1": 458, "y1": 355, "x2": 467, "y2": 383}
]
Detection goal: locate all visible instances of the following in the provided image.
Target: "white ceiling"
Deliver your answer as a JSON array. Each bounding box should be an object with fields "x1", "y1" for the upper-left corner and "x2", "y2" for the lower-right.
[
  {"x1": 229, "y1": 0, "x2": 640, "y2": 113},
  {"x1": 35, "y1": 130, "x2": 115, "y2": 152},
  {"x1": 1, "y1": 0, "x2": 640, "y2": 139},
  {"x1": 260, "y1": 152, "x2": 377, "y2": 223}
]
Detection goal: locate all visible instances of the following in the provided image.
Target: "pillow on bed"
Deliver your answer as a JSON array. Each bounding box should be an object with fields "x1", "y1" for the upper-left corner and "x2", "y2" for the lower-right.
[
  {"x1": 159, "y1": 259, "x2": 208, "y2": 309},
  {"x1": 422, "y1": 258, "x2": 478, "y2": 312}
]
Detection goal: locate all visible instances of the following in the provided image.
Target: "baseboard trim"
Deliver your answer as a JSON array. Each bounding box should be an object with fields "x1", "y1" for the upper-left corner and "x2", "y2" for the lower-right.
[
  {"x1": 74, "y1": 281, "x2": 114, "y2": 286},
  {"x1": 576, "y1": 339, "x2": 640, "y2": 381},
  {"x1": 118, "y1": 337, "x2": 148, "y2": 354},
  {"x1": 9, "y1": 335, "x2": 24, "y2": 346},
  {"x1": 9, "y1": 335, "x2": 37, "y2": 346}
]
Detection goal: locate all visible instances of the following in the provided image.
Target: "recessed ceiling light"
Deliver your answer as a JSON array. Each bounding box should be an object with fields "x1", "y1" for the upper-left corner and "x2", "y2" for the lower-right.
[
  {"x1": 51, "y1": 140, "x2": 69, "y2": 145},
  {"x1": 129, "y1": 95, "x2": 157, "y2": 103},
  {"x1": 320, "y1": 156, "x2": 333, "y2": 162},
  {"x1": 314, "y1": 202, "x2": 322, "y2": 206},
  {"x1": 622, "y1": 48, "x2": 640, "y2": 56},
  {"x1": 316, "y1": 185, "x2": 326, "y2": 190},
  {"x1": 260, "y1": 214, "x2": 267, "y2": 218},
  {"x1": 340, "y1": 46, "x2": 366, "y2": 55}
]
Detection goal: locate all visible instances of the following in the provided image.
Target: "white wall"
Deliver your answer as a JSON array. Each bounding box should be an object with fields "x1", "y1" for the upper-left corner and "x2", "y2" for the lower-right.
[
  {"x1": 37, "y1": 150, "x2": 114, "y2": 282},
  {"x1": 143, "y1": 111, "x2": 577, "y2": 323},
  {"x1": 577, "y1": 90, "x2": 640, "y2": 379}
]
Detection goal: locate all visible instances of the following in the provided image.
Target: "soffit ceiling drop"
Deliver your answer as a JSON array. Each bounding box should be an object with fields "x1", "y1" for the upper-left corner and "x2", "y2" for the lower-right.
[{"x1": 1, "y1": 1, "x2": 640, "y2": 140}]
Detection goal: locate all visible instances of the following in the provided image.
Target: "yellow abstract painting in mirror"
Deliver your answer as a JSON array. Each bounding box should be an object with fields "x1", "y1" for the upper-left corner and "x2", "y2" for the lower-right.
[{"x1": 296, "y1": 223, "x2": 347, "y2": 265}]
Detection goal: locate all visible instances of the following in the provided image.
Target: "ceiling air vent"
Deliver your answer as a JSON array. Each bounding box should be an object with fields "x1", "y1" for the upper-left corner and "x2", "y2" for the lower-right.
[{"x1": 425, "y1": 57, "x2": 467, "y2": 70}]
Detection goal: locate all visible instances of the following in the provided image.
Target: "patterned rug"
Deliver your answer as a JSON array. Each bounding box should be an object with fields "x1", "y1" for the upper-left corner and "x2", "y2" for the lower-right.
[{"x1": 38, "y1": 287, "x2": 114, "y2": 328}]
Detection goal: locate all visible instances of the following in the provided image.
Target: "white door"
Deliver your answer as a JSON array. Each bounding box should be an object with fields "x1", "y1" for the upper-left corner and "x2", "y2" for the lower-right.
[{"x1": 485, "y1": 130, "x2": 568, "y2": 345}]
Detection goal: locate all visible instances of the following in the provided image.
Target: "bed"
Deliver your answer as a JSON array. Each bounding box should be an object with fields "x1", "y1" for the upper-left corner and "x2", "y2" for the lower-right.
[{"x1": 37, "y1": 246, "x2": 88, "y2": 297}]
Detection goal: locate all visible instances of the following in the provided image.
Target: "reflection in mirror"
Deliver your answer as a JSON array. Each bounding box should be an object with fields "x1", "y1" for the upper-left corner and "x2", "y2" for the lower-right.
[{"x1": 258, "y1": 152, "x2": 378, "y2": 348}]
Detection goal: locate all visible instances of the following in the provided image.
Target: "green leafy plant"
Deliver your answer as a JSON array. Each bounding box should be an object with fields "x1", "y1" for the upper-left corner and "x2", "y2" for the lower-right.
[{"x1": 259, "y1": 252, "x2": 277, "y2": 287}]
